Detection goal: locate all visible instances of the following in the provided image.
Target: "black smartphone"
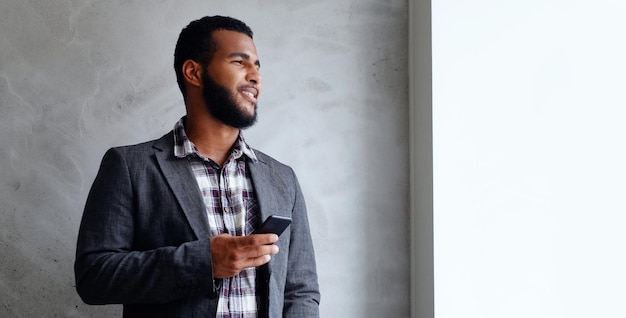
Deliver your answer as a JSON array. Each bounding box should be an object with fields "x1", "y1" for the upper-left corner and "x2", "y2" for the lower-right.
[{"x1": 252, "y1": 215, "x2": 292, "y2": 236}]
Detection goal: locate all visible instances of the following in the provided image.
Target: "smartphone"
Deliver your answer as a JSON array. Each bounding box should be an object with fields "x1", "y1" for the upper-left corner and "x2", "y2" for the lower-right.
[{"x1": 252, "y1": 215, "x2": 292, "y2": 236}]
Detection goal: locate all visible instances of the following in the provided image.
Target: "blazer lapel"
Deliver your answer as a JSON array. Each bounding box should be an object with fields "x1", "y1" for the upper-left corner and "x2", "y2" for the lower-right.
[
  {"x1": 248, "y1": 156, "x2": 275, "y2": 225},
  {"x1": 248, "y1": 155, "x2": 276, "y2": 312},
  {"x1": 153, "y1": 133, "x2": 210, "y2": 240}
]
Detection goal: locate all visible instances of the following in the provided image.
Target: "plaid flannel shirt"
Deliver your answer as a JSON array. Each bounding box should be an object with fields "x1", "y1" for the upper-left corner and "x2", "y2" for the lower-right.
[{"x1": 173, "y1": 118, "x2": 261, "y2": 317}]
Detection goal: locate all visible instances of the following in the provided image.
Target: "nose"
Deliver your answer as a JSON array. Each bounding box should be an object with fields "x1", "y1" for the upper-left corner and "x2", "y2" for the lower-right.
[{"x1": 247, "y1": 67, "x2": 261, "y2": 85}]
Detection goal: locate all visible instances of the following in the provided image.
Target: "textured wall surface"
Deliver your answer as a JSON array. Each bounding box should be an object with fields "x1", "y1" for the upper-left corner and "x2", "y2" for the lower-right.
[{"x1": 0, "y1": 1, "x2": 409, "y2": 317}]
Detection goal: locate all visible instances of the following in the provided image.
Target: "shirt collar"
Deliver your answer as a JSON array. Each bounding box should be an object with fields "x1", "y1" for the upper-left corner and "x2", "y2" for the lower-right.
[{"x1": 173, "y1": 117, "x2": 258, "y2": 162}]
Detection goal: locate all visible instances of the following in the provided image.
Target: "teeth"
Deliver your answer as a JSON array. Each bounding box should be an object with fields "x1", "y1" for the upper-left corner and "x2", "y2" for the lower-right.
[{"x1": 243, "y1": 91, "x2": 255, "y2": 98}]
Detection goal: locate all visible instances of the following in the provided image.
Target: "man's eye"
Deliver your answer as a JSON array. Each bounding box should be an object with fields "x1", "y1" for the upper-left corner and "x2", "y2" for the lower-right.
[{"x1": 233, "y1": 60, "x2": 243, "y2": 65}]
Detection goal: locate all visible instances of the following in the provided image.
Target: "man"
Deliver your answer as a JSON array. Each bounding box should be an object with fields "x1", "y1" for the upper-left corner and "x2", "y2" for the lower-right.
[{"x1": 74, "y1": 16, "x2": 320, "y2": 317}]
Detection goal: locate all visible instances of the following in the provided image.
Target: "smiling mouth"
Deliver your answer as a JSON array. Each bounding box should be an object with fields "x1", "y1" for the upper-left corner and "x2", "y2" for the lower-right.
[{"x1": 240, "y1": 86, "x2": 258, "y2": 100}]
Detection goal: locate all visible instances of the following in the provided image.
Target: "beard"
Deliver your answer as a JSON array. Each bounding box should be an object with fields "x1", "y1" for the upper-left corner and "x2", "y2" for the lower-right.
[{"x1": 201, "y1": 72, "x2": 258, "y2": 129}]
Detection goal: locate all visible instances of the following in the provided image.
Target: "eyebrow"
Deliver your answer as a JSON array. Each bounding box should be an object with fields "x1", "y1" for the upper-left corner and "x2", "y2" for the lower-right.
[{"x1": 229, "y1": 52, "x2": 261, "y2": 68}]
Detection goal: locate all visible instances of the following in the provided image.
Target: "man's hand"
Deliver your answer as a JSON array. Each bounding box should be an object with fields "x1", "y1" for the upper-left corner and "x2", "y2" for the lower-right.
[{"x1": 210, "y1": 233, "x2": 279, "y2": 278}]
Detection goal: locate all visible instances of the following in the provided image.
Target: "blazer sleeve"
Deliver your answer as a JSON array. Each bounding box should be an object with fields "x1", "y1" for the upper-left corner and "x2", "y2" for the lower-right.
[
  {"x1": 282, "y1": 169, "x2": 321, "y2": 317},
  {"x1": 74, "y1": 147, "x2": 219, "y2": 305}
]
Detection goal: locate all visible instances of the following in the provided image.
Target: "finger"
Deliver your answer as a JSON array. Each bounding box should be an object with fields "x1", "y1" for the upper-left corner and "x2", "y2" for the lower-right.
[
  {"x1": 239, "y1": 244, "x2": 278, "y2": 263},
  {"x1": 246, "y1": 233, "x2": 279, "y2": 246},
  {"x1": 259, "y1": 244, "x2": 279, "y2": 255},
  {"x1": 229, "y1": 250, "x2": 274, "y2": 271},
  {"x1": 250, "y1": 254, "x2": 272, "y2": 267}
]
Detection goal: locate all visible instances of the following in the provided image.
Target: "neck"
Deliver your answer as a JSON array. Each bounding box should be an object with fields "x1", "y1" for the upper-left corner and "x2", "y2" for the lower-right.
[{"x1": 184, "y1": 113, "x2": 240, "y2": 166}]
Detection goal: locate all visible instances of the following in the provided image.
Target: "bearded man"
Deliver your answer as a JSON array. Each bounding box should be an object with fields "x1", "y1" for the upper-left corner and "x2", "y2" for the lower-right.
[{"x1": 74, "y1": 16, "x2": 320, "y2": 318}]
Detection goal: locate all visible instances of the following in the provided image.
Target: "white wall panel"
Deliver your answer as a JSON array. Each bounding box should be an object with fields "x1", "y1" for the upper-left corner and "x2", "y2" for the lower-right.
[{"x1": 433, "y1": 1, "x2": 626, "y2": 317}]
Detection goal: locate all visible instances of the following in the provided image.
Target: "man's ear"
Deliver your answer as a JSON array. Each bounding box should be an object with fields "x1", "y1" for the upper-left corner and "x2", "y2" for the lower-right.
[{"x1": 182, "y1": 60, "x2": 203, "y2": 88}]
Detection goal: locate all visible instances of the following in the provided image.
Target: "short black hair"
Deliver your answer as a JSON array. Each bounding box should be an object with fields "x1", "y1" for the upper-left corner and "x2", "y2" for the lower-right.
[{"x1": 174, "y1": 16, "x2": 253, "y2": 96}]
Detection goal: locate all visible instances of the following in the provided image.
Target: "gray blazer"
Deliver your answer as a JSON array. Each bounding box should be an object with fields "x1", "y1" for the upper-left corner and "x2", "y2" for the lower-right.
[{"x1": 75, "y1": 132, "x2": 320, "y2": 317}]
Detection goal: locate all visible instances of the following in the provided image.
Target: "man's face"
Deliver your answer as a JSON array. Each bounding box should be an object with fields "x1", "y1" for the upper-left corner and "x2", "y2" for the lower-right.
[{"x1": 202, "y1": 30, "x2": 262, "y2": 129}]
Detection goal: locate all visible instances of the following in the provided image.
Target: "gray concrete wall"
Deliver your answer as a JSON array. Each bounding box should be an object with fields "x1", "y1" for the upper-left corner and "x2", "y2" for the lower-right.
[{"x1": 0, "y1": 1, "x2": 409, "y2": 316}]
